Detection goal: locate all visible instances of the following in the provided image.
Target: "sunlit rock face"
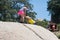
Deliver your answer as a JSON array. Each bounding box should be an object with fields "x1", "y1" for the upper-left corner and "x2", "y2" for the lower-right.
[{"x1": 0, "y1": 22, "x2": 59, "y2": 40}]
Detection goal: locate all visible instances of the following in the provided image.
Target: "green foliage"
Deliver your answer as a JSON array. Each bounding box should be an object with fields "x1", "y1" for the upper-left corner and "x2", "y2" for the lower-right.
[
  {"x1": 57, "y1": 34, "x2": 60, "y2": 39},
  {"x1": 0, "y1": 0, "x2": 37, "y2": 22},
  {"x1": 47, "y1": 0, "x2": 60, "y2": 23},
  {"x1": 26, "y1": 11, "x2": 37, "y2": 20},
  {"x1": 57, "y1": 24, "x2": 60, "y2": 30},
  {"x1": 36, "y1": 19, "x2": 48, "y2": 28}
]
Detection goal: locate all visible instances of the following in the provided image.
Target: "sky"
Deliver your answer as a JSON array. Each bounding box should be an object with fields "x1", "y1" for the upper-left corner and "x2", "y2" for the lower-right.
[{"x1": 30, "y1": 0, "x2": 51, "y2": 21}]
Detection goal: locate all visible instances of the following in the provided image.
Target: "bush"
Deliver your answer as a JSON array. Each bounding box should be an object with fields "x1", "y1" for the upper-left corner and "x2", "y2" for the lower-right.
[
  {"x1": 57, "y1": 24, "x2": 60, "y2": 30},
  {"x1": 35, "y1": 20, "x2": 48, "y2": 28},
  {"x1": 57, "y1": 35, "x2": 60, "y2": 39},
  {"x1": 54, "y1": 32, "x2": 60, "y2": 39}
]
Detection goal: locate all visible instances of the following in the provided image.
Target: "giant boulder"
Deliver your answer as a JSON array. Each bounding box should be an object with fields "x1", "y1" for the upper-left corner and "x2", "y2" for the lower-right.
[{"x1": 0, "y1": 22, "x2": 59, "y2": 40}]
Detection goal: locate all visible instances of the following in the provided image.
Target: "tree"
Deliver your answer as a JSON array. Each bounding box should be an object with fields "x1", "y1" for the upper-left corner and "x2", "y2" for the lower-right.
[
  {"x1": 26, "y1": 10, "x2": 37, "y2": 20},
  {"x1": 35, "y1": 19, "x2": 48, "y2": 27},
  {"x1": 0, "y1": 0, "x2": 37, "y2": 22},
  {"x1": 47, "y1": 0, "x2": 60, "y2": 23}
]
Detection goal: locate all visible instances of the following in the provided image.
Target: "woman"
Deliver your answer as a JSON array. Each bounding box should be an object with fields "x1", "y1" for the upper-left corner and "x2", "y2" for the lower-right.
[{"x1": 17, "y1": 6, "x2": 28, "y2": 23}]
